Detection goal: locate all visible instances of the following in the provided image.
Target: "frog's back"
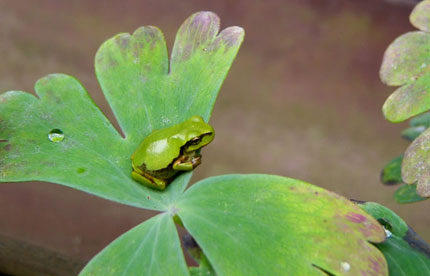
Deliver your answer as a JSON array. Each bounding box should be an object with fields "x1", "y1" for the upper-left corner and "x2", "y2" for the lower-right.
[{"x1": 132, "y1": 127, "x2": 184, "y2": 171}]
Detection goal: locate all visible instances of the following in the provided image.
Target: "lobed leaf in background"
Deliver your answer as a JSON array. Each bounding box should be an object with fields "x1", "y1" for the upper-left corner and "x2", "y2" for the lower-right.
[
  {"x1": 381, "y1": 113, "x2": 430, "y2": 187},
  {"x1": 359, "y1": 202, "x2": 430, "y2": 276},
  {"x1": 80, "y1": 175, "x2": 388, "y2": 275},
  {"x1": 380, "y1": 0, "x2": 430, "y2": 198},
  {"x1": 0, "y1": 12, "x2": 244, "y2": 211},
  {"x1": 402, "y1": 107, "x2": 430, "y2": 198},
  {"x1": 402, "y1": 128, "x2": 430, "y2": 196},
  {"x1": 381, "y1": 0, "x2": 430, "y2": 123},
  {"x1": 380, "y1": 154, "x2": 425, "y2": 203}
]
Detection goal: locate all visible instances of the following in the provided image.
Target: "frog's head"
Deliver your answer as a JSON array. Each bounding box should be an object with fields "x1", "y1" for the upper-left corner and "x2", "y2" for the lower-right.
[{"x1": 182, "y1": 115, "x2": 215, "y2": 153}]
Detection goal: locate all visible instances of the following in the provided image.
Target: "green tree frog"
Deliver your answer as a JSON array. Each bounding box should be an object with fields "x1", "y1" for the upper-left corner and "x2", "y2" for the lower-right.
[{"x1": 131, "y1": 115, "x2": 215, "y2": 190}]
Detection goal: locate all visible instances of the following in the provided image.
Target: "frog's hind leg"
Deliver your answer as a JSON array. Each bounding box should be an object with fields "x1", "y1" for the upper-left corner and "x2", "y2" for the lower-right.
[{"x1": 131, "y1": 170, "x2": 167, "y2": 190}]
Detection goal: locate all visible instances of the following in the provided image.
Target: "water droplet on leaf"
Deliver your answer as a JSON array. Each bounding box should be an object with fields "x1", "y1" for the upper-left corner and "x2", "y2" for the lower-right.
[
  {"x1": 341, "y1": 262, "x2": 350, "y2": 271},
  {"x1": 48, "y1": 129, "x2": 64, "y2": 142}
]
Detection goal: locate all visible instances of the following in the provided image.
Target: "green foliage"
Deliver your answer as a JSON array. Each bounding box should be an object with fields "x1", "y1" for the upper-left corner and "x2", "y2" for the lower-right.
[
  {"x1": 380, "y1": 154, "x2": 425, "y2": 203},
  {"x1": 359, "y1": 202, "x2": 430, "y2": 276},
  {"x1": 380, "y1": 31, "x2": 430, "y2": 123},
  {"x1": 379, "y1": 111, "x2": 430, "y2": 202},
  {"x1": 401, "y1": 112, "x2": 430, "y2": 142},
  {"x1": 402, "y1": 126, "x2": 426, "y2": 141},
  {"x1": 80, "y1": 214, "x2": 189, "y2": 276},
  {"x1": 95, "y1": 12, "x2": 244, "y2": 138},
  {"x1": 381, "y1": 155, "x2": 403, "y2": 185},
  {"x1": 394, "y1": 184, "x2": 426, "y2": 203},
  {"x1": 176, "y1": 175, "x2": 387, "y2": 275},
  {"x1": 0, "y1": 11, "x2": 387, "y2": 275},
  {"x1": 402, "y1": 128, "x2": 430, "y2": 196},
  {"x1": 410, "y1": 0, "x2": 430, "y2": 32},
  {"x1": 80, "y1": 175, "x2": 387, "y2": 275},
  {"x1": 409, "y1": 111, "x2": 430, "y2": 127},
  {"x1": 189, "y1": 266, "x2": 215, "y2": 276},
  {"x1": 0, "y1": 12, "x2": 243, "y2": 210},
  {"x1": 380, "y1": 0, "x2": 430, "y2": 199},
  {"x1": 5, "y1": 8, "x2": 428, "y2": 276}
]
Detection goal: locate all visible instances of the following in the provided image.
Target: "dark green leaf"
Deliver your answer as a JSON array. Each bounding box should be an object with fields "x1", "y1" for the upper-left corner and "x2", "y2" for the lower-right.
[
  {"x1": 402, "y1": 126, "x2": 426, "y2": 141},
  {"x1": 381, "y1": 155, "x2": 403, "y2": 185},
  {"x1": 409, "y1": 111, "x2": 430, "y2": 127},
  {"x1": 359, "y1": 202, "x2": 430, "y2": 276},
  {"x1": 394, "y1": 184, "x2": 427, "y2": 203},
  {"x1": 79, "y1": 214, "x2": 189, "y2": 276},
  {"x1": 359, "y1": 202, "x2": 408, "y2": 237},
  {"x1": 377, "y1": 235, "x2": 430, "y2": 276},
  {"x1": 175, "y1": 174, "x2": 387, "y2": 276},
  {"x1": 402, "y1": 112, "x2": 430, "y2": 141}
]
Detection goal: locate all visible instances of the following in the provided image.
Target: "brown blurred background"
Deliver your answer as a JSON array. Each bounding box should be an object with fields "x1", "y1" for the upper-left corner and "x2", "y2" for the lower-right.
[{"x1": 1, "y1": 0, "x2": 429, "y2": 272}]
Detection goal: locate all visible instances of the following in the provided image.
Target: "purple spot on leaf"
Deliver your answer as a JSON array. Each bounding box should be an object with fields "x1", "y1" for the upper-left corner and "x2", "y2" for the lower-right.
[{"x1": 345, "y1": 212, "x2": 367, "y2": 223}]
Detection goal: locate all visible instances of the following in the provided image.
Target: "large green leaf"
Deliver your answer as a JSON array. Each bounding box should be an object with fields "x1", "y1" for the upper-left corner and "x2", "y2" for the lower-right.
[
  {"x1": 79, "y1": 213, "x2": 189, "y2": 276},
  {"x1": 0, "y1": 12, "x2": 244, "y2": 210},
  {"x1": 380, "y1": 0, "x2": 430, "y2": 123},
  {"x1": 95, "y1": 12, "x2": 244, "y2": 140},
  {"x1": 175, "y1": 174, "x2": 388, "y2": 276},
  {"x1": 359, "y1": 202, "x2": 430, "y2": 276}
]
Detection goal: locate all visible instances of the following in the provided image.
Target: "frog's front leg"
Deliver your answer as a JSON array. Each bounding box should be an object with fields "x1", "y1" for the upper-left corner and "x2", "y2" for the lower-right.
[
  {"x1": 173, "y1": 155, "x2": 201, "y2": 171},
  {"x1": 131, "y1": 166, "x2": 167, "y2": 190}
]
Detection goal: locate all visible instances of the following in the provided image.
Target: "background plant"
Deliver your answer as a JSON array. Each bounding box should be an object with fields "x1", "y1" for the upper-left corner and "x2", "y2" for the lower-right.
[{"x1": 380, "y1": 0, "x2": 430, "y2": 203}]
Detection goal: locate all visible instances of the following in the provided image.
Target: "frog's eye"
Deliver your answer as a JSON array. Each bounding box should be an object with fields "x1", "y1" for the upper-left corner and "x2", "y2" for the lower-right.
[{"x1": 190, "y1": 137, "x2": 201, "y2": 145}]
